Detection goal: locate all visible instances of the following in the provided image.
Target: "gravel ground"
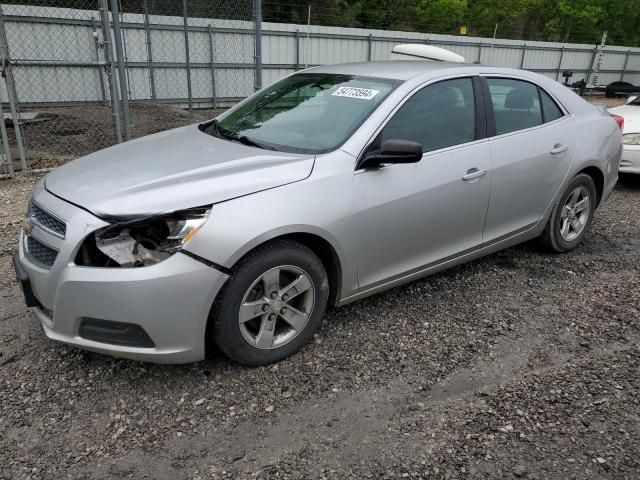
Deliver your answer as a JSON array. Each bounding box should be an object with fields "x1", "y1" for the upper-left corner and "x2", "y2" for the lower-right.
[{"x1": 1, "y1": 171, "x2": 639, "y2": 479}]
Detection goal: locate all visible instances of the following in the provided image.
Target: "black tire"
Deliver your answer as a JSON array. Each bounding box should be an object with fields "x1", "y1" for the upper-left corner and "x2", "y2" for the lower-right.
[
  {"x1": 539, "y1": 173, "x2": 597, "y2": 253},
  {"x1": 209, "y1": 240, "x2": 329, "y2": 366}
]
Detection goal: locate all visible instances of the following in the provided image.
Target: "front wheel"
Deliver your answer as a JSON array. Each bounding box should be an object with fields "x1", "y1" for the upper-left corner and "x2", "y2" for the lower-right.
[
  {"x1": 209, "y1": 240, "x2": 329, "y2": 366},
  {"x1": 539, "y1": 173, "x2": 597, "y2": 253}
]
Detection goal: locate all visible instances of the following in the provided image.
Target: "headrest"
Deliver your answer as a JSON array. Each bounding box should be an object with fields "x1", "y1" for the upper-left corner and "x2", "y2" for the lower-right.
[
  {"x1": 505, "y1": 90, "x2": 534, "y2": 110},
  {"x1": 436, "y1": 87, "x2": 459, "y2": 106}
]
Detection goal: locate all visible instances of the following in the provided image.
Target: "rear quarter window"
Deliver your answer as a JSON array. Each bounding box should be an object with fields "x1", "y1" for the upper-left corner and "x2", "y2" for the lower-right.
[{"x1": 539, "y1": 89, "x2": 564, "y2": 123}]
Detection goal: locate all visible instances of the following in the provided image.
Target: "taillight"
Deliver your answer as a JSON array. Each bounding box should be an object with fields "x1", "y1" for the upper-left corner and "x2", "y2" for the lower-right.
[{"x1": 612, "y1": 114, "x2": 624, "y2": 130}]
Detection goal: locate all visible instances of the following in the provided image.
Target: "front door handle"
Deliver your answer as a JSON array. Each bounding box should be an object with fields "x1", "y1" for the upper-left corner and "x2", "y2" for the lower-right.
[
  {"x1": 462, "y1": 168, "x2": 487, "y2": 181},
  {"x1": 550, "y1": 144, "x2": 568, "y2": 154}
]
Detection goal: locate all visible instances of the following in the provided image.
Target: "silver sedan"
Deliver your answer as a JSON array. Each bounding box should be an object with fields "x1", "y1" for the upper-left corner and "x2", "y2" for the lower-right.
[{"x1": 15, "y1": 61, "x2": 622, "y2": 365}]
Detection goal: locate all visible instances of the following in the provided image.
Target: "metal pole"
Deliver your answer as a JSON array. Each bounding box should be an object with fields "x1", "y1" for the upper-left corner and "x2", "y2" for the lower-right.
[
  {"x1": 110, "y1": 0, "x2": 132, "y2": 140},
  {"x1": 556, "y1": 46, "x2": 565, "y2": 81},
  {"x1": 586, "y1": 46, "x2": 598, "y2": 87},
  {"x1": 305, "y1": 4, "x2": 310, "y2": 68},
  {"x1": 490, "y1": 23, "x2": 498, "y2": 65},
  {"x1": 91, "y1": 17, "x2": 107, "y2": 103},
  {"x1": 253, "y1": 0, "x2": 262, "y2": 91},
  {"x1": 621, "y1": 50, "x2": 631, "y2": 81},
  {"x1": 0, "y1": 99, "x2": 14, "y2": 177},
  {"x1": 294, "y1": 29, "x2": 300, "y2": 70},
  {"x1": 100, "y1": 0, "x2": 123, "y2": 143},
  {"x1": 476, "y1": 43, "x2": 482, "y2": 63},
  {"x1": 207, "y1": 24, "x2": 217, "y2": 109},
  {"x1": 520, "y1": 43, "x2": 526, "y2": 69},
  {"x1": 181, "y1": 0, "x2": 193, "y2": 114},
  {"x1": 367, "y1": 33, "x2": 372, "y2": 61},
  {"x1": 143, "y1": 0, "x2": 156, "y2": 101},
  {"x1": 0, "y1": 5, "x2": 26, "y2": 171}
]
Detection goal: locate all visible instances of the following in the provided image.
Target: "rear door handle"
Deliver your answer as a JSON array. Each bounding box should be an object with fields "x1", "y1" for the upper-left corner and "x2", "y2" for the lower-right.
[
  {"x1": 550, "y1": 144, "x2": 568, "y2": 154},
  {"x1": 462, "y1": 168, "x2": 487, "y2": 181}
]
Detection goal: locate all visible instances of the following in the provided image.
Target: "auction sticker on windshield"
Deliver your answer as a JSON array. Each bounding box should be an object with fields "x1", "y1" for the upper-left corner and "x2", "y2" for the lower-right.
[{"x1": 332, "y1": 87, "x2": 380, "y2": 100}]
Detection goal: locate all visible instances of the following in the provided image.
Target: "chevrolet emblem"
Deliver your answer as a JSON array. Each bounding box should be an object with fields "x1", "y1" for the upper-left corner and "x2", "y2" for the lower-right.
[{"x1": 21, "y1": 216, "x2": 33, "y2": 235}]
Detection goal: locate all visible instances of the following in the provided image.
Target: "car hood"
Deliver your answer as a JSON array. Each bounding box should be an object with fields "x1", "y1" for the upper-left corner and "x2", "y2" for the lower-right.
[
  {"x1": 45, "y1": 125, "x2": 315, "y2": 218},
  {"x1": 608, "y1": 104, "x2": 640, "y2": 134}
]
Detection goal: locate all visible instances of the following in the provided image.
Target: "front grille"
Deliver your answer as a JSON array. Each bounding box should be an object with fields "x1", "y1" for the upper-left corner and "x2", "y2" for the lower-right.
[
  {"x1": 25, "y1": 235, "x2": 58, "y2": 269},
  {"x1": 29, "y1": 201, "x2": 66, "y2": 237}
]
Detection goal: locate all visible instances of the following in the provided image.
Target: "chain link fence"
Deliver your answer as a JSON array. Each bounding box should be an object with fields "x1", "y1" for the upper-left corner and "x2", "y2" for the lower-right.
[
  {"x1": 0, "y1": 0, "x2": 257, "y2": 176},
  {"x1": 0, "y1": 0, "x2": 118, "y2": 175}
]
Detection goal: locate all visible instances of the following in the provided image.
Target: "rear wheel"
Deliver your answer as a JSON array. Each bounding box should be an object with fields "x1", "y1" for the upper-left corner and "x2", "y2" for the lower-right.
[
  {"x1": 209, "y1": 240, "x2": 329, "y2": 366},
  {"x1": 540, "y1": 173, "x2": 597, "y2": 252}
]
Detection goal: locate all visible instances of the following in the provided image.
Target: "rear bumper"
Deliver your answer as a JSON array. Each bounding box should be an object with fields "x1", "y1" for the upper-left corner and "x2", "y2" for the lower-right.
[
  {"x1": 620, "y1": 145, "x2": 640, "y2": 174},
  {"x1": 16, "y1": 184, "x2": 229, "y2": 364}
]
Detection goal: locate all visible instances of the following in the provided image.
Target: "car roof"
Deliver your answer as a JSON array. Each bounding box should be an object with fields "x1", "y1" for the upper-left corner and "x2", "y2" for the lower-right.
[
  {"x1": 302, "y1": 60, "x2": 596, "y2": 116},
  {"x1": 306, "y1": 60, "x2": 480, "y2": 81}
]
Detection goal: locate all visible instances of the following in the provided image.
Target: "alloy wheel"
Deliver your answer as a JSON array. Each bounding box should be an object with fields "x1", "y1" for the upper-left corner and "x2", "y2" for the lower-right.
[
  {"x1": 560, "y1": 186, "x2": 591, "y2": 242},
  {"x1": 238, "y1": 265, "x2": 315, "y2": 349}
]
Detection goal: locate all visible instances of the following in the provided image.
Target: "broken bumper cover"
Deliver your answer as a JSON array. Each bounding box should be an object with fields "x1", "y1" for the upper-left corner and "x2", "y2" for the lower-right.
[
  {"x1": 21, "y1": 245, "x2": 228, "y2": 363},
  {"x1": 17, "y1": 185, "x2": 229, "y2": 364}
]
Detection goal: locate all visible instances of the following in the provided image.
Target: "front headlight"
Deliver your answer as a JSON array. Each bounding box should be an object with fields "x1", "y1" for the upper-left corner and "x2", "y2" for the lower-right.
[
  {"x1": 623, "y1": 133, "x2": 640, "y2": 145},
  {"x1": 76, "y1": 207, "x2": 210, "y2": 267}
]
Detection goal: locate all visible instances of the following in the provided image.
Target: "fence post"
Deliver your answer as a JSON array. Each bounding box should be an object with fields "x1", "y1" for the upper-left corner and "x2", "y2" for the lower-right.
[
  {"x1": 520, "y1": 43, "x2": 526, "y2": 68},
  {"x1": 253, "y1": 0, "x2": 263, "y2": 91},
  {"x1": 0, "y1": 99, "x2": 14, "y2": 177},
  {"x1": 586, "y1": 45, "x2": 598, "y2": 86},
  {"x1": 0, "y1": 5, "x2": 27, "y2": 172},
  {"x1": 207, "y1": 24, "x2": 217, "y2": 109},
  {"x1": 294, "y1": 29, "x2": 300, "y2": 70},
  {"x1": 110, "y1": 0, "x2": 132, "y2": 139},
  {"x1": 143, "y1": 0, "x2": 156, "y2": 101},
  {"x1": 556, "y1": 46, "x2": 565, "y2": 81},
  {"x1": 367, "y1": 33, "x2": 372, "y2": 61},
  {"x1": 621, "y1": 50, "x2": 631, "y2": 81},
  {"x1": 99, "y1": 0, "x2": 122, "y2": 144},
  {"x1": 476, "y1": 43, "x2": 482, "y2": 63},
  {"x1": 91, "y1": 17, "x2": 107, "y2": 103},
  {"x1": 181, "y1": 0, "x2": 193, "y2": 114}
]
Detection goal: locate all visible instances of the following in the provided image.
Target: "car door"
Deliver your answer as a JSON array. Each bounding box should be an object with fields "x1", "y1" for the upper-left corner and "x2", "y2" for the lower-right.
[
  {"x1": 352, "y1": 76, "x2": 493, "y2": 290},
  {"x1": 482, "y1": 77, "x2": 578, "y2": 243}
]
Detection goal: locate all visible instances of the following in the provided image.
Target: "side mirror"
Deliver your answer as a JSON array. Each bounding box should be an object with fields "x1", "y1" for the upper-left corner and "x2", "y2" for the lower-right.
[
  {"x1": 359, "y1": 139, "x2": 423, "y2": 169},
  {"x1": 626, "y1": 95, "x2": 638, "y2": 105}
]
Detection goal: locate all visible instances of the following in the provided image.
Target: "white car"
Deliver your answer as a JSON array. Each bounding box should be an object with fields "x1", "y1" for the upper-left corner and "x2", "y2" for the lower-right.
[{"x1": 609, "y1": 96, "x2": 640, "y2": 174}]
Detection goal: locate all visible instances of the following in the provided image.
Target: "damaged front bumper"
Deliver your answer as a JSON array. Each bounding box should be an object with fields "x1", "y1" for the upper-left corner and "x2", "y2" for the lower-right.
[{"x1": 16, "y1": 183, "x2": 228, "y2": 364}]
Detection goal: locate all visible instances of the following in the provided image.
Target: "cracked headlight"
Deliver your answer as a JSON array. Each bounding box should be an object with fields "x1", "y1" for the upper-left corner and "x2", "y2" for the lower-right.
[
  {"x1": 623, "y1": 133, "x2": 640, "y2": 145},
  {"x1": 76, "y1": 208, "x2": 210, "y2": 267}
]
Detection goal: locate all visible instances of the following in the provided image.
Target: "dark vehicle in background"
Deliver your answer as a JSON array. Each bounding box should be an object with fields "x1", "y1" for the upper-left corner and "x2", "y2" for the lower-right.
[{"x1": 605, "y1": 81, "x2": 640, "y2": 98}]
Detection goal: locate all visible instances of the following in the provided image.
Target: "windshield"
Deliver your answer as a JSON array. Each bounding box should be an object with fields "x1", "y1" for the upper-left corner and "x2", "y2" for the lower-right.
[{"x1": 204, "y1": 73, "x2": 399, "y2": 154}]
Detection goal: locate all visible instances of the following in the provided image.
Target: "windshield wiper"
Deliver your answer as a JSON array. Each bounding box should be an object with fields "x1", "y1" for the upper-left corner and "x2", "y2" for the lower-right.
[
  {"x1": 236, "y1": 135, "x2": 278, "y2": 151},
  {"x1": 206, "y1": 119, "x2": 278, "y2": 151}
]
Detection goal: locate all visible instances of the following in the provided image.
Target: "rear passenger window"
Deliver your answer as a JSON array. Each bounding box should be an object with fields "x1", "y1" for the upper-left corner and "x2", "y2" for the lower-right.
[
  {"x1": 380, "y1": 77, "x2": 476, "y2": 153},
  {"x1": 487, "y1": 78, "x2": 542, "y2": 135},
  {"x1": 539, "y1": 89, "x2": 564, "y2": 122}
]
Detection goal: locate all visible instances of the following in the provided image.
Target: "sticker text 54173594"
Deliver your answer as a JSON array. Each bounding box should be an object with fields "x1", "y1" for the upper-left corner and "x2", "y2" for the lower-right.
[{"x1": 332, "y1": 87, "x2": 380, "y2": 100}]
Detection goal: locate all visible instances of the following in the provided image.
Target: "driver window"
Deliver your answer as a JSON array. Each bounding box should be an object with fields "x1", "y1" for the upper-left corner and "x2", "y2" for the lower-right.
[{"x1": 380, "y1": 77, "x2": 476, "y2": 153}]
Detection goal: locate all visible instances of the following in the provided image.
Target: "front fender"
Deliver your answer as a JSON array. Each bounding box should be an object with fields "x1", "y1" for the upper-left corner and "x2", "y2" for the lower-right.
[{"x1": 184, "y1": 152, "x2": 358, "y2": 299}]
